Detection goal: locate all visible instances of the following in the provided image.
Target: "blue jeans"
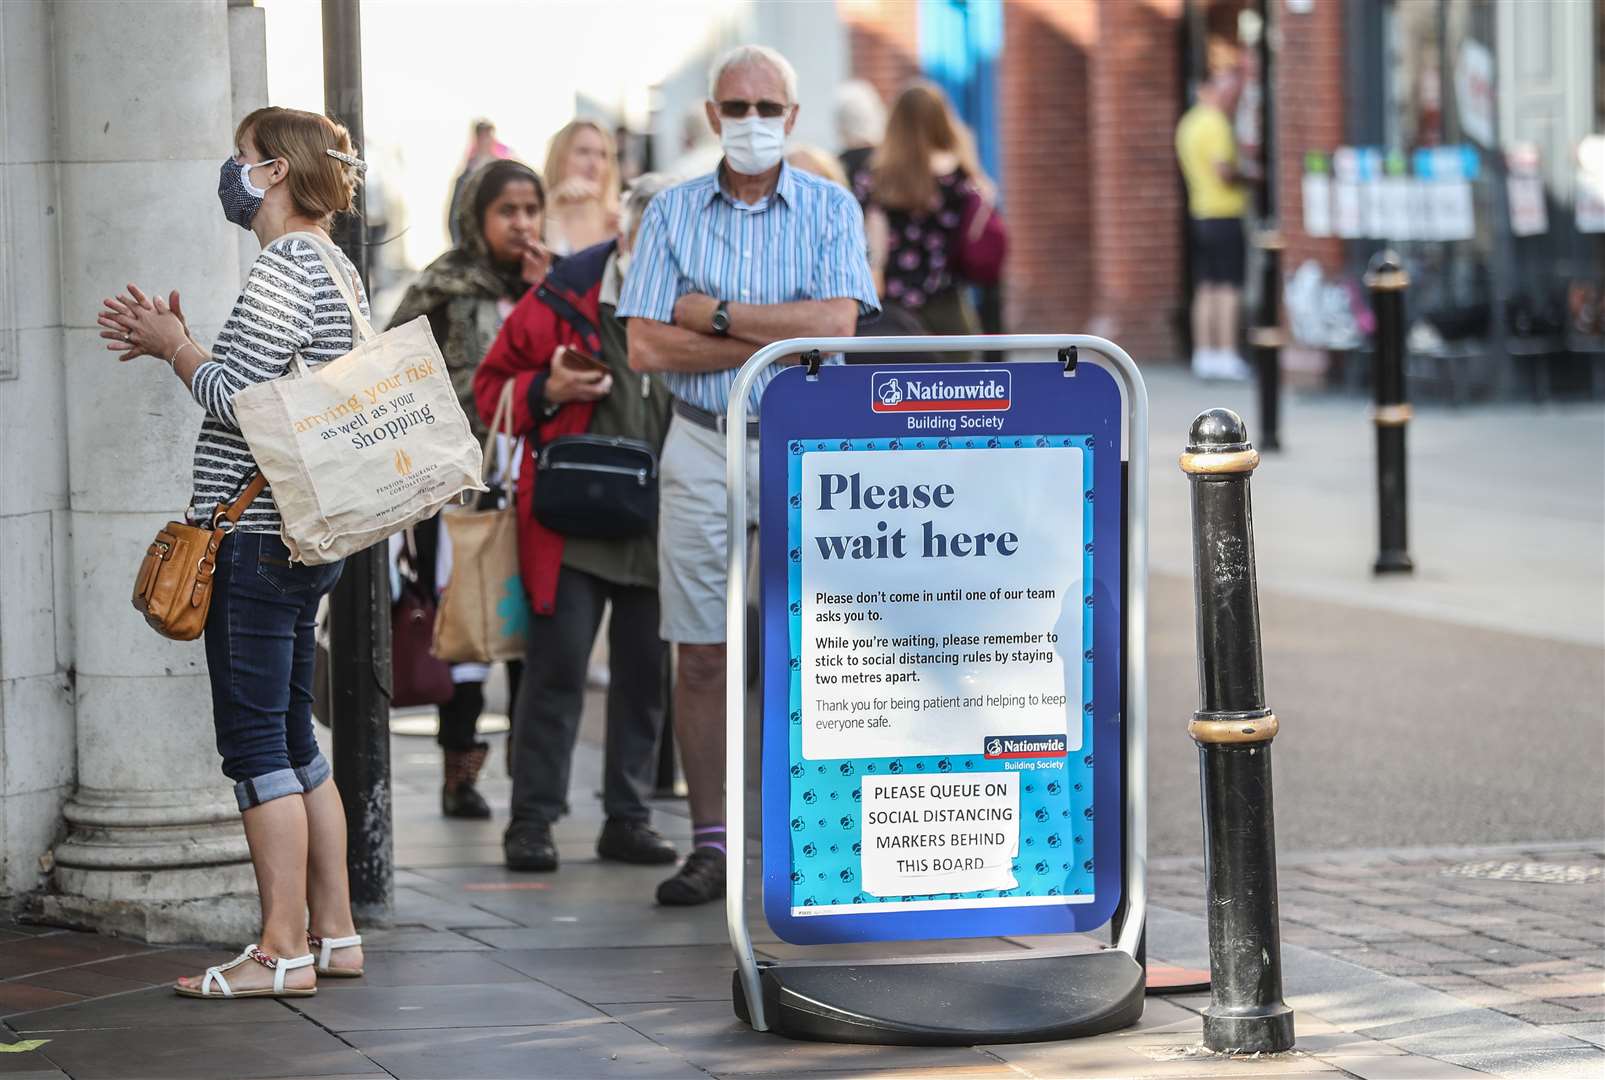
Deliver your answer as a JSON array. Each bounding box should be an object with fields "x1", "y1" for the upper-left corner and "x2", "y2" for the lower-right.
[{"x1": 204, "y1": 531, "x2": 344, "y2": 811}]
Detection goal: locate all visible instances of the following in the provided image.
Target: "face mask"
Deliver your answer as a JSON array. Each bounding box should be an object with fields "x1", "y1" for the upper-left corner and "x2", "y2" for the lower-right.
[
  {"x1": 218, "y1": 157, "x2": 279, "y2": 230},
  {"x1": 720, "y1": 116, "x2": 786, "y2": 176}
]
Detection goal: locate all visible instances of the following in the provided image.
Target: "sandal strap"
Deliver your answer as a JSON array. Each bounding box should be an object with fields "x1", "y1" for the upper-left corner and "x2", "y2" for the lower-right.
[
  {"x1": 263, "y1": 950, "x2": 315, "y2": 995},
  {"x1": 200, "y1": 945, "x2": 258, "y2": 998},
  {"x1": 308, "y1": 932, "x2": 362, "y2": 969}
]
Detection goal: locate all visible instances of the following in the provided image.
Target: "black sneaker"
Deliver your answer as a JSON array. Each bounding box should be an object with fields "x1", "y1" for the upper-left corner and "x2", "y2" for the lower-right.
[
  {"x1": 655, "y1": 846, "x2": 726, "y2": 906},
  {"x1": 596, "y1": 819, "x2": 678, "y2": 865},
  {"x1": 504, "y1": 819, "x2": 558, "y2": 872}
]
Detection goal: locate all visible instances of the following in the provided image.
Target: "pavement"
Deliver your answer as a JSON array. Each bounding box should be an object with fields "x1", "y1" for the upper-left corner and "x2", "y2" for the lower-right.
[{"x1": 2, "y1": 366, "x2": 1601, "y2": 1079}]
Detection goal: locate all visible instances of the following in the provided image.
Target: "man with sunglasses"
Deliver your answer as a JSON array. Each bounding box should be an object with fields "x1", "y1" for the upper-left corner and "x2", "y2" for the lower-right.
[{"x1": 620, "y1": 44, "x2": 879, "y2": 907}]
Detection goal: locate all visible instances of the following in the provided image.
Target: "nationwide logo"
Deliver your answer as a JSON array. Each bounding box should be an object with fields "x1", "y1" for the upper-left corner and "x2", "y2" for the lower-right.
[
  {"x1": 871, "y1": 369, "x2": 1011, "y2": 413},
  {"x1": 983, "y1": 734, "x2": 1068, "y2": 760}
]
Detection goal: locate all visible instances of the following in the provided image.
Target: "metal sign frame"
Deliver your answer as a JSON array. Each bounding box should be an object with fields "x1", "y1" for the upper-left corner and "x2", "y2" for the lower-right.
[{"x1": 725, "y1": 335, "x2": 1149, "y2": 1037}]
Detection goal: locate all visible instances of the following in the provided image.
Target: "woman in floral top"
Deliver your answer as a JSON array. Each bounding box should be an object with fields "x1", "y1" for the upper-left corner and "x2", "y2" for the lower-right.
[{"x1": 863, "y1": 82, "x2": 994, "y2": 357}]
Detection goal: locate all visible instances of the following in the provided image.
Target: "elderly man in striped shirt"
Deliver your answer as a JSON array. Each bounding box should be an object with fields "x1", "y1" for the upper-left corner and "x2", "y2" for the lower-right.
[{"x1": 620, "y1": 44, "x2": 879, "y2": 906}]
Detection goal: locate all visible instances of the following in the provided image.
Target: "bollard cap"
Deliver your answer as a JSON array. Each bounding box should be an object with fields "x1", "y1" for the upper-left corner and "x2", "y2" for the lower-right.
[
  {"x1": 1364, "y1": 249, "x2": 1410, "y2": 291},
  {"x1": 1186, "y1": 409, "x2": 1252, "y2": 454}
]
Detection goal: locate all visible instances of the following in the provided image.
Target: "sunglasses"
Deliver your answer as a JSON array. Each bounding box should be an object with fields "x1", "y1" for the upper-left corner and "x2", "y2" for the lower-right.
[{"x1": 716, "y1": 99, "x2": 790, "y2": 119}]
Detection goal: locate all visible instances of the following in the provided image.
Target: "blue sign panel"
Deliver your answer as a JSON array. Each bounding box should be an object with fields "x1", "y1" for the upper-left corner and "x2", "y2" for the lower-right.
[{"x1": 758, "y1": 361, "x2": 1125, "y2": 945}]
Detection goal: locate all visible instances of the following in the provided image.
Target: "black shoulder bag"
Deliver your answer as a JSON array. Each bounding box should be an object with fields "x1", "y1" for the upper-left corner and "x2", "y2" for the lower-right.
[{"x1": 530, "y1": 283, "x2": 658, "y2": 540}]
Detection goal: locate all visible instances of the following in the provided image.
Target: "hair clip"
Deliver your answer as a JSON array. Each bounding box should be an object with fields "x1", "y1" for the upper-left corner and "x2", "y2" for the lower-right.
[{"x1": 325, "y1": 148, "x2": 368, "y2": 173}]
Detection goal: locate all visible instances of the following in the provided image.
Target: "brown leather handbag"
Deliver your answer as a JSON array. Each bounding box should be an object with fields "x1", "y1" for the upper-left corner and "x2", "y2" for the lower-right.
[{"x1": 132, "y1": 474, "x2": 267, "y2": 641}]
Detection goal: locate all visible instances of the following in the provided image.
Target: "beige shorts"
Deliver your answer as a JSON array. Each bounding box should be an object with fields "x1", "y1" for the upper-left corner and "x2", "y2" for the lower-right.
[{"x1": 657, "y1": 414, "x2": 760, "y2": 644}]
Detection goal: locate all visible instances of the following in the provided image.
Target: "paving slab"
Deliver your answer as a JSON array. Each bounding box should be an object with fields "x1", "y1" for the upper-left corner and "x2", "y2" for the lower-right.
[
  {"x1": 28, "y1": 1016, "x2": 375, "y2": 1079},
  {"x1": 344, "y1": 1021, "x2": 708, "y2": 1080},
  {"x1": 313, "y1": 951, "x2": 529, "y2": 990},
  {"x1": 7, "y1": 985, "x2": 298, "y2": 1034},
  {"x1": 489, "y1": 945, "x2": 735, "y2": 1004},
  {"x1": 287, "y1": 980, "x2": 604, "y2": 1032},
  {"x1": 599, "y1": 1001, "x2": 1005, "y2": 1077},
  {"x1": 0, "y1": 936, "x2": 153, "y2": 981}
]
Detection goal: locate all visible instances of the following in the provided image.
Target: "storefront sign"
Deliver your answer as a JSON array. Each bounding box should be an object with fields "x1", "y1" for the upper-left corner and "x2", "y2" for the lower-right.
[
  {"x1": 1506, "y1": 144, "x2": 1548, "y2": 238},
  {"x1": 1455, "y1": 40, "x2": 1496, "y2": 149},
  {"x1": 1301, "y1": 153, "x2": 1332, "y2": 238},
  {"x1": 1577, "y1": 135, "x2": 1605, "y2": 235}
]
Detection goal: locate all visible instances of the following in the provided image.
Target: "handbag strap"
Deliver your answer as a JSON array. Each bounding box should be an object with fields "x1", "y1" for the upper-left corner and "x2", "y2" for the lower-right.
[
  {"x1": 534, "y1": 282, "x2": 603, "y2": 354},
  {"x1": 482, "y1": 380, "x2": 515, "y2": 480},
  {"x1": 280, "y1": 231, "x2": 377, "y2": 343},
  {"x1": 211, "y1": 473, "x2": 267, "y2": 528}
]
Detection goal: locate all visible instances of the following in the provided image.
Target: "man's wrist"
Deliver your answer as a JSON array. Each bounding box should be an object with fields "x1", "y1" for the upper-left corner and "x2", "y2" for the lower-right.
[{"x1": 711, "y1": 300, "x2": 731, "y2": 337}]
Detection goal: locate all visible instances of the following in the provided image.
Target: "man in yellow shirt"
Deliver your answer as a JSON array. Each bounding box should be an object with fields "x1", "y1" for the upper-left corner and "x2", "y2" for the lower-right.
[{"x1": 1176, "y1": 64, "x2": 1254, "y2": 379}]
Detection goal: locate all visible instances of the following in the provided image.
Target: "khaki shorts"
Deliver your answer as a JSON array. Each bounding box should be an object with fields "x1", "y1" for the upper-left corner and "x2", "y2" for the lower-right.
[{"x1": 657, "y1": 414, "x2": 760, "y2": 644}]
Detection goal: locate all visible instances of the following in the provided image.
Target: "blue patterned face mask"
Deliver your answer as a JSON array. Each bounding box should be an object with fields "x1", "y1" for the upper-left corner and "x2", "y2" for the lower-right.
[{"x1": 218, "y1": 157, "x2": 278, "y2": 230}]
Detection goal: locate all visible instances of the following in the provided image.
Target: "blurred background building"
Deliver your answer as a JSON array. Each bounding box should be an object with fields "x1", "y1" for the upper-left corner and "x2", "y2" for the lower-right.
[{"x1": 1, "y1": 0, "x2": 1601, "y2": 935}]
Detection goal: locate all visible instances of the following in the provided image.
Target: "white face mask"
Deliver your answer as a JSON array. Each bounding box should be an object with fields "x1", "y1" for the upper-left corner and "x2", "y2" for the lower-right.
[{"x1": 720, "y1": 115, "x2": 786, "y2": 176}]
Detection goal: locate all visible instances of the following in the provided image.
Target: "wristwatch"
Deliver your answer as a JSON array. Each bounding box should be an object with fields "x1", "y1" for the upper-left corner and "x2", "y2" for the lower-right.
[{"x1": 711, "y1": 300, "x2": 731, "y2": 337}]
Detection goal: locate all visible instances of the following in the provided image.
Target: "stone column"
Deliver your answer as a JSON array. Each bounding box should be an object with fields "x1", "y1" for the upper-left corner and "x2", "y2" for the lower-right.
[{"x1": 43, "y1": 0, "x2": 258, "y2": 943}]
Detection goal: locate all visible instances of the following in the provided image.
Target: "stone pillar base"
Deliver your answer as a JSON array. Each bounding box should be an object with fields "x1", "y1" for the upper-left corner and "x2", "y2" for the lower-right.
[
  {"x1": 34, "y1": 891, "x2": 261, "y2": 946},
  {"x1": 48, "y1": 786, "x2": 258, "y2": 943}
]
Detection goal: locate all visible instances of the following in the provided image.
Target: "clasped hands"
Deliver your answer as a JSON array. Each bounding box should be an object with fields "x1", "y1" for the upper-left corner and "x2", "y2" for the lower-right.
[{"x1": 98, "y1": 284, "x2": 192, "y2": 366}]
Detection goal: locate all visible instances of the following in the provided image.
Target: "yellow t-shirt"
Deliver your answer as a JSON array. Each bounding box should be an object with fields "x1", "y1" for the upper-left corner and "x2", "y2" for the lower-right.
[{"x1": 1176, "y1": 103, "x2": 1247, "y2": 219}]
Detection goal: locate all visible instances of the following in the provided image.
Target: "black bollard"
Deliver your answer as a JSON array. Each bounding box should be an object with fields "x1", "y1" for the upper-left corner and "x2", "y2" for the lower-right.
[
  {"x1": 1365, "y1": 251, "x2": 1414, "y2": 575},
  {"x1": 1249, "y1": 229, "x2": 1285, "y2": 452},
  {"x1": 322, "y1": 0, "x2": 394, "y2": 920},
  {"x1": 1180, "y1": 409, "x2": 1294, "y2": 1054}
]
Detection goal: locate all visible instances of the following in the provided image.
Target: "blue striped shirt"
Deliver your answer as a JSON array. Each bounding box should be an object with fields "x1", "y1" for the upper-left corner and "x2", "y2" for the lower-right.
[{"x1": 616, "y1": 161, "x2": 879, "y2": 414}]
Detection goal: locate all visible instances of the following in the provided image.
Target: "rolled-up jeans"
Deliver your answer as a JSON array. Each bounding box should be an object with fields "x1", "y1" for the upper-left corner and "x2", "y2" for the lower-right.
[{"x1": 204, "y1": 531, "x2": 344, "y2": 811}]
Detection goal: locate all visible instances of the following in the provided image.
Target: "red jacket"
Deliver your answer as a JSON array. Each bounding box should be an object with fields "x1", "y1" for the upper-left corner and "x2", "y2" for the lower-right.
[{"x1": 472, "y1": 242, "x2": 613, "y2": 616}]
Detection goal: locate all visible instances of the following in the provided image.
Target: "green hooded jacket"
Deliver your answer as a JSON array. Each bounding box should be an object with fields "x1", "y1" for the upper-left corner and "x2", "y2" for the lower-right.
[{"x1": 387, "y1": 163, "x2": 530, "y2": 440}]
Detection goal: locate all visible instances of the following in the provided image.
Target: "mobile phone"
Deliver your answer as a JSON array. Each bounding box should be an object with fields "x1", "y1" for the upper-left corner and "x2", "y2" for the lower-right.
[{"x1": 558, "y1": 346, "x2": 609, "y2": 374}]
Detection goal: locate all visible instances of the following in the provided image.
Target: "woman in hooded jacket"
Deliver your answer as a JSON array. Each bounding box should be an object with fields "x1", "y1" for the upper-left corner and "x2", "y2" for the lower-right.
[{"x1": 386, "y1": 159, "x2": 550, "y2": 817}]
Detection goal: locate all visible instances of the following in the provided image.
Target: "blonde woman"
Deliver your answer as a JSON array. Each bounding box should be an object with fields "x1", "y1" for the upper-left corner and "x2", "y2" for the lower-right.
[
  {"x1": 542, "y1": 119, "x2": 620, "y2": 254},
  {"x1": 98, "y1": 107, "x2": 369, "y2": 999}
]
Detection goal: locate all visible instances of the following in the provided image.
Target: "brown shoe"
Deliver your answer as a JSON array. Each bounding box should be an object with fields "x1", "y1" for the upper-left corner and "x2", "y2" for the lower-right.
[{"x1": 442, "y1": 742, "x2": 491, "y2": 819}]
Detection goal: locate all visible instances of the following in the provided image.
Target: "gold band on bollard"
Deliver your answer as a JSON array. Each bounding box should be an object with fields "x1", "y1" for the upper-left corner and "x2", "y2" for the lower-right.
[
  {"x1": 1364, "y1": 268, "x2": 1410, "y2": 292},
  {"x1": 1248, "y1": 327, "x2": 1288, "y2": 349},
  {"x1": 1370, "y1": 403, "x2": 1414, "y2": 426},
  {"x1": 1178, "y1": 449, "x2": 1260, "y2": 475},
  {"x1": 1189, "y1": 713, "x2": 1279, "y2": 745},
  {"x1": 1254, "y1": 229, "x2": 1286, "y2": 252}
]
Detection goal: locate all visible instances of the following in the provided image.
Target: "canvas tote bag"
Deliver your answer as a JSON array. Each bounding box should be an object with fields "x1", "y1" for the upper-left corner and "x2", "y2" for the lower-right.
[
  {"x1": 431, "y1": 381, "x2": 528, "y2": 664},
  {"x1": 233, "y1": 232, "x2": 485, "y2": 564}
]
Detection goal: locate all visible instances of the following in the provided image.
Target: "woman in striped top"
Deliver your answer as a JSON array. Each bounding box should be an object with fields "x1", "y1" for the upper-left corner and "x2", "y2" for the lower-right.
[{"x1": 99, "y1": 107, "x2": 370, "y2": 1000}]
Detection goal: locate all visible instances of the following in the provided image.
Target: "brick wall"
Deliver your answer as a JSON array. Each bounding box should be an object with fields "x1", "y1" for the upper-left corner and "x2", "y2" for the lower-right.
[
  {"x1": 840, "y1": 0, "x2": 920, "y2": 105},
  {"x1": 1275, "y1": 0, "x2": 1346, "y2": 275},
  {"x1": 1085, "y1": 0, "x2": 1186, "y2": 362},
  {"x1": 998, "y1": 0, "x2": 1097, "y2": 337}
]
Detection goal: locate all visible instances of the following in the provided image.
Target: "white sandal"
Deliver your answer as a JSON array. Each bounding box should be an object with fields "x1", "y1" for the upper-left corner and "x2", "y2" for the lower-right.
[
  {"x1": 174, "y1": 944, "x2": 316, "y2": 999},
  {"x1": 308, "y1": 931, "x2": 364, "y2": 978}
]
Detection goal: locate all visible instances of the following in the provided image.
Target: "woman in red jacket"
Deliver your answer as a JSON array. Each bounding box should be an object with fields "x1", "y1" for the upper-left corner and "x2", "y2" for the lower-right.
[{"x1": 472, "y1": 175, "x2": 676, "y2": 874}]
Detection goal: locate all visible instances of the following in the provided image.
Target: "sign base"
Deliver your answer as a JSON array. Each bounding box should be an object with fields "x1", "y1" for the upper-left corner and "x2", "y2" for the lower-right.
[{"x1": 733, "y1": 950, "x2": 1144, "y2": 1045}]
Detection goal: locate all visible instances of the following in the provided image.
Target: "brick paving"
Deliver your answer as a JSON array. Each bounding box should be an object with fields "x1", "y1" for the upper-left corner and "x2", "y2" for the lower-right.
[{"x1": 1150, "y1": 845, "x2": 1605, "y2": 1035}]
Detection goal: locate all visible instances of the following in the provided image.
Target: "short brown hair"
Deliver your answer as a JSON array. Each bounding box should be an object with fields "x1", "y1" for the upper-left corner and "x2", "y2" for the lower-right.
[{"x1": 236, "y1": 107, "x2": 362, "y2": 223}]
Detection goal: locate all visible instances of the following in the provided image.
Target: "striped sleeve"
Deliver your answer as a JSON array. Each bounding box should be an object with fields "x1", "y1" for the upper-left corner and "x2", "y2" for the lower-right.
[
  {"x1": 614, "y1": 197, "x2": 680, "y2": 324},
  {"x1": 190, "y1": 243, "x2": 318, "y2": 429},
  {"x1": 808, "y1": 186, "x2": 880, "y2": 316}
]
